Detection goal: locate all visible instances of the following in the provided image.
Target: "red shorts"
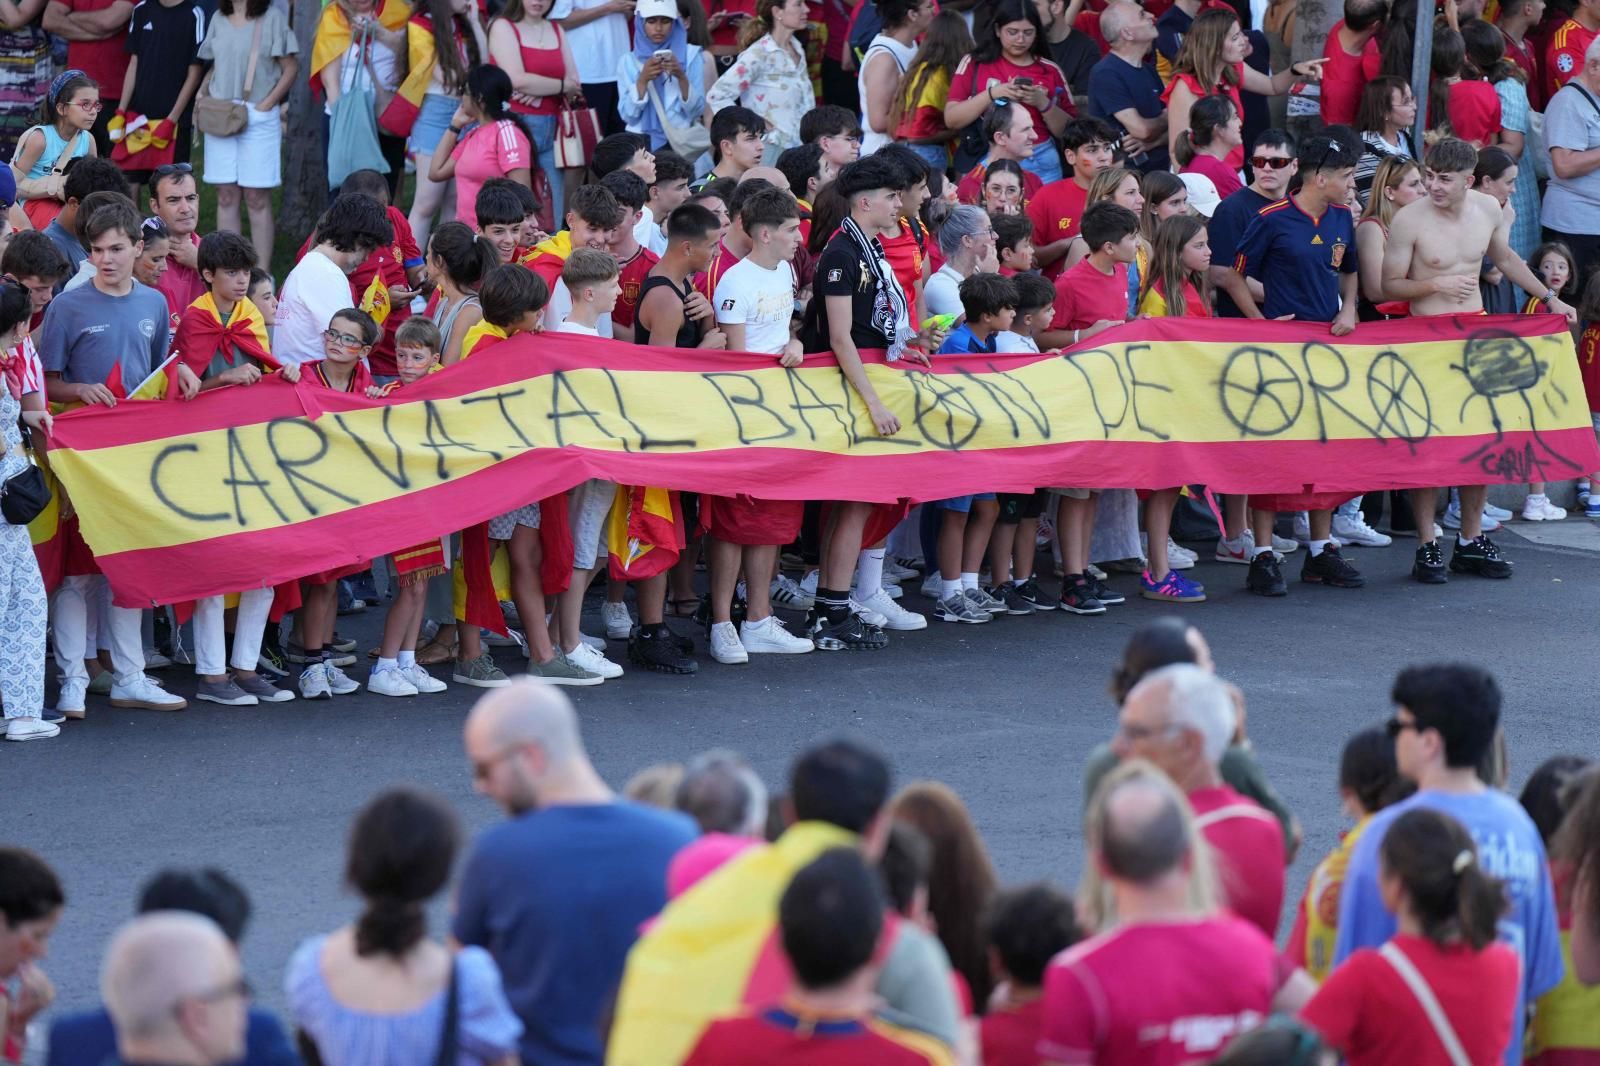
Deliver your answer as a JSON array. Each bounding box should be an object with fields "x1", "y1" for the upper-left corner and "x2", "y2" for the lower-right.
[{"x1": 703, "y1": 495, "x2": 804, "y2": 546}]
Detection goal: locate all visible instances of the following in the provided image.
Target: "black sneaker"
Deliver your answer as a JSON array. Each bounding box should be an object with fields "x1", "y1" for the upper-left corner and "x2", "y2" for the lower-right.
[
  {"x1": 1450, "y1": 534, "x2": 1513, "y2": 578},
  {"x1": 986, "y1": 584, "x2": 1036, "y2": 616},
  {"x1": 628, "y1": 627, "x2": 699, "y2": 674},
  {"x1": 1012, "y1": 577, "x2": 1056, "y2": 611},
  {"x1": 1059, "y1": 575, "x2": 1107, "y2": 615},
  {"x1": 1087, "y1": 574, "x2": 1125, "y2": 606},
  {"x1": 257, "y1": 637, "x2": 290, "y2": 677},
  {"x1": 1301, "y1": 544, "x2": 1366, "y2": 588},
  {"x1": 1412, "y1": 541, "x2": 1448, "y2": 584},
  {"x1": 1246, "y1": 552, "x2": 1287, "y2": 596},
  {"x1": 808, "y1": 610, "x2": 889, "y2": 651}
]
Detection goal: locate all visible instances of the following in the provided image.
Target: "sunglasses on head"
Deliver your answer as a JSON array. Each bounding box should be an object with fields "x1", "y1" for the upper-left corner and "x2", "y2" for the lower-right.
[{"x1": 1250, "y1": 155, "x2": 1293, "y2": 170}]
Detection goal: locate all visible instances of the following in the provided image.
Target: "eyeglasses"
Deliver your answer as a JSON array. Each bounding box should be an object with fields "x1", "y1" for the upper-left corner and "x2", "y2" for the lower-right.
[
  {"x1": 1385, "y1": 716, "x2": 1420, "y2": 738},
  {"x1": 1250, "y1": 155, "x2": 1293, "y2": 170},
  {"x1": 1116, "y1": 720, "x2": 1179, "y2": 743},
  {"x1": 323, "y1": 328, "x2": 367, "y2": 348},
  {"x1": 75, "y1": 99, "x2": 103, "y2": 113}
]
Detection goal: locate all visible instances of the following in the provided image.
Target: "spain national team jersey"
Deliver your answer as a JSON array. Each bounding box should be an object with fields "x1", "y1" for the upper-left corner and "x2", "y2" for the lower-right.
[
  {"x1": 1232, "y1": 193, "x2": 1358, "y2": 324},
  {"x1": 684, "y1": 1006, "x2": 955, "y2": 1066},
  {"x1": 1546, "y1": 17, "x2": 1599, "y2": 104},
  {"x1": 612, "y1": 245, "x2": 661, "y2": 332}
]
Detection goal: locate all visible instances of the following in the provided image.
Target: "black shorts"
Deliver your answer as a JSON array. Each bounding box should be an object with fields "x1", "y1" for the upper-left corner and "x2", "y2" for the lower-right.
[{"x1": 996, "y1": 490, "x2": 1047, "y2": 524}]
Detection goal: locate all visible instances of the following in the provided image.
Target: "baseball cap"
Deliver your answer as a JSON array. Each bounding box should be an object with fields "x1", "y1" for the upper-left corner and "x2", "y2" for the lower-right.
[
  {"x1": 636, "y1": 0, "x2": 679, "y2": 19},
  {"x1": 1179, "y1": 172, "x2": 1221, "y2": 218}
]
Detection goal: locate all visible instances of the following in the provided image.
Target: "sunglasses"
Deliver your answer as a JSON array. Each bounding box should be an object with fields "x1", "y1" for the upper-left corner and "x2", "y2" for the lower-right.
[
  {"x1": 323, "y1": 328, "x2": 368, "y2": 349},
  {"x1": 154, "y1": 162, "x2": 194, "y2": 178},
  {"x1": 1250, "y1": 155, "x2": 1293, "y2": 170}
]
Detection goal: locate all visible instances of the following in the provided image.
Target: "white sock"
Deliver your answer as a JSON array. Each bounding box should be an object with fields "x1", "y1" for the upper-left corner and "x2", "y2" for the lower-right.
[
  {"x1": 1458, "y1": 534, "x2": 1473, "y2": 547},
  {"x1": 397, "y1": 650, "x2": 415, "y2": 669},
  {"x1": 960, "y1": 571, "x2": 979, "y2": 591},
  {"x1": 941, "y1": 579, "x2": 962, "y2": 600},
  {"x1": 855, "y1": 548, "x2": 885, "y2": 599},
  {"x1": 376, "y1": 657, "x2": 398, "y2": 673},
  {"x1": 1251, "y1": 545, "x2": 1273, "y2": 558},
  {"x1": 1310, "y1": 539, "x2": 1331, "y2": 557}
]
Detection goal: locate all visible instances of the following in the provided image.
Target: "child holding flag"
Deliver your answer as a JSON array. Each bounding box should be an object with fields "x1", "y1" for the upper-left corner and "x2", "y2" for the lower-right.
[{"x1": 173, "y1": 231, "x2": 293, "y2": 706}]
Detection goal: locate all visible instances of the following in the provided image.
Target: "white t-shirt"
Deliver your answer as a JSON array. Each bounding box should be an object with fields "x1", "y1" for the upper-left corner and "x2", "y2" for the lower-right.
[
  {"x1": 714, "y1": 257, "x2": 796, "y2": 355},
  {"x1": 923, "y1": 263, "x2": 965, "y2": 318},
  {"x1": 276, "y1": 251, "x2": 351, "y2": 365},
  {"x1": 994, "y1": 330, "x2": 1039, "y2": 353},
  {"x1": 555, "y1": 320, "x2": 600, "y2": 335},
  {"x1": 550, "y1": 0, "x2": 627, "y2": 84},
  {"x1": 635, "y1": 213, "x2": 667, "y2": 257},
  {"x1": 544, "y1": 277, "x2": 614, "y2": 337}
]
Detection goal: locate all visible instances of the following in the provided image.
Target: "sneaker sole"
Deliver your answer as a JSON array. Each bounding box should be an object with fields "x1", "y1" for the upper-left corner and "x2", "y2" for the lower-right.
[
  {"x1": 1141, "y1": 590, "x2": 1207, "y2": 603},
  {"x1": 1058, "y1": 602, "x2": 1107, "y2": 615},
  {"x1": 1097, "y1": 596, "x2": 1127, "y2": 606},
  {"x1": 1449, "y1": 563, "x2": 1513, "y2": 578},
  {"x1": 1246, "y1": 582, "x2": 1288, "y2": 597},
  {"x1": 1215, "y1": 552, "x2": 1251, "y2": 565},
  {"x1": 937, "y1": 611, "x2": 990, "y2": 623},
  {"x1": 1412, "y1": 567, "x2": 1449, "y2": 585},
  {"x1": 368, "y1": 688, "x2": 419, "y2": 697},
  {"x1": 1301, "y1": 574, "x2": 1366, "y2": 588},
  {"x1": 452, "y1": 673, "x2": 512, "y2": 687},
  {"x1": 250, "y1": 692, "x2": 297, "y2": 702},
  {"x1": 257, "y1": 659, "x2": 290, "y2": 678},
  {"x1": 5, "y1": 726, "x2": 60, "y2": 741},
  {"x1": 744, "y1": 644, "x2": 814, "y2": 654},
  {"x1": 541, "y1": 673, "x2": 610, "y2": 685},
  {"x1": 810, "y1": 632, "x2": 888, "y2": 651},
  {"x1": 299, "y1": 689, "x2": 333, "y2": 700},
  {"x1": 109, "y1": 698, "x2": 188, "y2": 710},
  {"x1": 711, "y1": 652, "x2": 750, "y2": 664},
  {"x1": 195, "y1": 695, "x2": 258, "y2": 706}
]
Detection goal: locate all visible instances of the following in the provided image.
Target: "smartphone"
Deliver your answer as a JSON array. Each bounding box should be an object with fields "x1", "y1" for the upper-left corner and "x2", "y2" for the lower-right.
[
  {"x1": 654, "y1": 48, "x2": 674, "y2": 61},
  {"x1": 1014, "y1": 76, "x2": 1033, "y2": 87}
]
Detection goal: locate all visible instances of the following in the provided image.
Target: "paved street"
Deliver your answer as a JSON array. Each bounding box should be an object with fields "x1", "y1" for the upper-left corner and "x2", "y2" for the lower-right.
[{"x1": 7, "y1": 520, "x2": 1599, "y2": 1027}]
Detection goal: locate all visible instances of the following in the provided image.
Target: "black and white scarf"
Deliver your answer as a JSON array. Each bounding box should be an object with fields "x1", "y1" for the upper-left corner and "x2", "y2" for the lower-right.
[{"x1": 841, "y1": 215, "x2": 912, "y2": 361}]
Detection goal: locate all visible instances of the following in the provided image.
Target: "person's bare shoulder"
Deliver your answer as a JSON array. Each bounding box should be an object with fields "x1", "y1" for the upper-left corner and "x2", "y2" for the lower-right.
[{"x1": 1388, "y1": 196, "x2": 1429, "y2": 236}]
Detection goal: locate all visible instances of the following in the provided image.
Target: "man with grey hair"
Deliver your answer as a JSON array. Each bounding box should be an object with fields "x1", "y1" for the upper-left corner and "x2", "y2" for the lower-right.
[
  {"x1": 101, "y1": 912, "x2": 248, "y2": 1066},
  {"x1": 1040, "y1": 761, "x2": 1311, "y2": 1065},
  {"x1": 1112, "y1": 663, "x2": 1286, "y2": 936},
  {"x1": 923, "y1": 205, "x2": 998, "y2": 317},
  {"x1": 676, "y1": 749, "x2": 767, "y2": 836},
  {"x1": 457, "y1": 679, "x2": 697, "y2": 1066}
]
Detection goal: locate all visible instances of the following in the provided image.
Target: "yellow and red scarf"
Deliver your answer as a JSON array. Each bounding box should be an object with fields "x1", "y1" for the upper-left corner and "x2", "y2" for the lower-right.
[
  {"x1": 170, "y1": 294, "x2": 276, "y2": 379},
  {"x1": 309, "y1": 0, "x2": 411, "y2": 84}
]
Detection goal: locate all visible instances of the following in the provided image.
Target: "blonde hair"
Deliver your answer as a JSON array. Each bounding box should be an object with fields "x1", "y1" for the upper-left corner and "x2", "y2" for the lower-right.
[{"x1": 1361, "y1": 156, "x2": 1422, "y2": 227}]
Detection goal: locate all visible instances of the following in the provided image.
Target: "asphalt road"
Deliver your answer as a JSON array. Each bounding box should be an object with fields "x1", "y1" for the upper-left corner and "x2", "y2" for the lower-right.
[{"x1": 6, "y1": 522, "x2": 1598, "y2": 1032}]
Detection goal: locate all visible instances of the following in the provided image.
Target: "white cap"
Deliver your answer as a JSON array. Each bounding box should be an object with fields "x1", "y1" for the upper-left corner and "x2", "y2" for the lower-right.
[
  {"x1": 1179, "y1": 171, "x2": 1222, "y2": 218},
  {"x1": 636, "y1": 0, "x2": 679, "y2": 20}
]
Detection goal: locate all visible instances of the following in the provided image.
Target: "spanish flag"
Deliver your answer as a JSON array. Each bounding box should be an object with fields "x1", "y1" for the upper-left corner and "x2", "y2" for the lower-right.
[
  {"x1": 381, "y1": 12, "x2": 442, "y2": 137},
  {"x1": 170, "y1": 294, "x2": 276, "y2": 378},
  {"x1": 607, "y1": 822, "x2": 858, "y2": 1066},
  {"x1": 106, "y1": 353, "x2": 182, "y2": 402},
  {"x1": 309, "y1": 0, "x2": 411, "y2": 85},
  {"x1": 606, "y1": 485, "x2": 684, "y2": 581},
  {"x1": 521, "y1": 230, "x2": 572, "y2": 290}
]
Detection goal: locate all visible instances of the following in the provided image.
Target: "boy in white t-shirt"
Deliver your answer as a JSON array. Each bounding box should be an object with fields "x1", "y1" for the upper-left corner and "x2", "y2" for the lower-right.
[
  {"x1": 994, "y1": 271, "x2": 1056, "y2": 354},
  {"x1": 707, "y1": 187, "x2": 816, "y2": 665}
]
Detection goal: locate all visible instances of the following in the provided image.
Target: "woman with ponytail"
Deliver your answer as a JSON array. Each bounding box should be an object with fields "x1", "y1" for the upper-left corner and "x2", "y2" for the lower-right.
[
  {"x1": 1303, "y1": 807, "x2": 1520, "y2": 1066},
  {"x1": 287, "y1": 786, "x2": 522, "y2": 1065},
  {"x1": 1173, "y1": 93, "x2": 1243, "y2": 199},
  {"x1": 428, "y1": 64, "x2": 537, "y2": 231}
]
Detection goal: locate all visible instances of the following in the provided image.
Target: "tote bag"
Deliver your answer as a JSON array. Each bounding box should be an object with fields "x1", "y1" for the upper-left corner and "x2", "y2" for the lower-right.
[
  {"x1": 554, "y1": 95, "x2": 602, "y2": 170},
  {"x1": 327, "y1": 23, "x2": 391, "y2": 187}
]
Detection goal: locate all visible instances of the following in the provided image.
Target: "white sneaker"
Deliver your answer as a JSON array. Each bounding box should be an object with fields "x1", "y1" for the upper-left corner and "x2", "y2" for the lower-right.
[
  {"x1": 849, "y1": 597, "x2": 889, "y2": 627},
  {"x1": 1270, "y1": 532, "x2": 1300, "y2": 553},
  {"x1": 5, "y1": 717, "x2": 59, "y2": 741},
  {"x1": 709, "y1": 621, "x2": 749, "y2": 664},
  {"x1": 579, "y1": 631, "x2": 607, "y2": 651},
  {"x1": 404, "y1": 663, "x2": 448, "y2": 693},
  {"x1": 1292, "y1": 512, "x2": 1311, "y2": 546},
  {"x1": 1331, "y1": 513, "x2": 1393, "y2": 547},
  {"x1": 770, "y1": 573, "x2": 814, "y2": 610},
  {"x1": 567, "y1": 640, "x2": 624, "y2": 679},
  {"x1": 919, "y1": 573, "x2": 943, "y2": 598},
  {"x1": 299, "y1": 664, "x2": 332, "y2": 700},
  {"x1": 109, "y1": 674, "x2": 188, "y2": 711},
  {"x1": 861, "y1": 587, "x2": 928, "y2": 630},
  {"x1": 1215, "y1": 532, "x2": 1252, "y2": 565},
  {"x1": 55, "y1": 677, "x2": 88, "y2": 719},
  {"x1": 883, "y1": 558, "x2": 918, "y2": 583},
  {"x1": 143, "y1": 647, "x2": 174, "y2": 669},
  {"x1": 323, "y1": 662, "x2": 361, "y2": 695},
  {"x1": 601, "y1": 601, "x2": 634, "y2": 639},
  {"x1": 1521, "y1": 494, "x2": 1567, "y2": 521},
  {"x1": 740, "y1": 615, "x2": 814, "y2": 654},
  {"x1": 800, "y1": 569, "x2": 818, "y2": 596},
  {"x1": 368, "y1": 665, "x2": 419, "y2": 697}
]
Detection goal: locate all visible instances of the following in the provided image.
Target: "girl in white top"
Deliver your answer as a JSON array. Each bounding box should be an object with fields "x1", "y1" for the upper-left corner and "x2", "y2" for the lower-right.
[
  {"x1": 707, "y1": 0, "x2": 814, "y2": 158},
  {"x1": 857, "y1": 0, "x2": 934, "y2": 155}
]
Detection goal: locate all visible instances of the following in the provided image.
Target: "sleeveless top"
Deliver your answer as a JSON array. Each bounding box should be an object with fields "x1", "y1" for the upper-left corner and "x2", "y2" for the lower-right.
[
  {"x1": 635, "y1": 274, "x2": 700, "y2": 348},
  {"x1": 23, "y1": 126, "x2": 90, "y2": 181},
  {"x1": 431, "y1": 292, "x2": 481, "y2": 353},
  {"x1": 858, "y1": 35, "x2": 917, "y2": 155},
  {"x1": 501, "y1": 20, "x2": 565, "y2": 117}
]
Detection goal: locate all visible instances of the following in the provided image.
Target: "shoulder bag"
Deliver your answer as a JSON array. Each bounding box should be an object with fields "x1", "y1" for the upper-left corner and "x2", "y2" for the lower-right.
[
  {"x1": 951, "y1": 61, "x2": 989, "y2": 175},
  {"x1": 555, "y1": 92, "x2": 603, "y2": 170},
  {"x1": 647, "y1": 80, "x2": 711, "y2": 164},
  {"x1": 195, "y1": 16, "x2": 264, "y2": 138},
  {"x1": 327, "y1": 19, "x2": 392, "y2": 186},
  {"x1": 1, "y1": 434, "x2": 50, "y2": 527},
  {"x1": 1377, "y1": 941, "x2": 1472, "y2": 1066}
]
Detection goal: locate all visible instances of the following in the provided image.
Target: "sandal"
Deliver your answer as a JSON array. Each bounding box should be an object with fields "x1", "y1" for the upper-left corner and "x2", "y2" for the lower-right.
[
  {"x1": 665, "y1": 596, "x2": 700, "y2": 618},
  {"x1": 415, "y1": 638, "x2": 457, "y2": 666}
]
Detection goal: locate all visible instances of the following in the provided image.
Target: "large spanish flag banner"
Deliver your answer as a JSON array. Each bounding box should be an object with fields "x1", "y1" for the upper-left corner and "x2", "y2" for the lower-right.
[{"x1": 43, "y1": 314, "x2": 1600, "y2": 608}]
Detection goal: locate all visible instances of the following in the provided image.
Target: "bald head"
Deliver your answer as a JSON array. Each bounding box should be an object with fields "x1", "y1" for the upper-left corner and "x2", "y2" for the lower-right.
[
  {"x1": 1100, "y1": 1, "x2": 1149, "y2": 44},
  {"x1": 102, "y1": 912, "x2": 235, "y2": 1039},
  {"x1": 1094, "y1": 769, "x2": 1191, "y2": 884},
  {"x1": 740, "y1": 166, "x2": 791, "y2": 192},
  {"x1": 466, "y1": 678, "x2": 586, "y2": 767}
]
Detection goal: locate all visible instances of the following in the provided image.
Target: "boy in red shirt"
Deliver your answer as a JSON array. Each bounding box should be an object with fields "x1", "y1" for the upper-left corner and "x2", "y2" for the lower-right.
[
  {"x1": 982, "y1": 885, "x2": 1082, "y2": 1066},
  {"x1": 1040, "y1": 201, "x2": 1138, "y2": 614},
  {"x1": 1027, "y1": 118, "x2": 1117, "y2": 278},
  {"x1": 599, "y1": 170, "x2": 661, "y2": 344}
]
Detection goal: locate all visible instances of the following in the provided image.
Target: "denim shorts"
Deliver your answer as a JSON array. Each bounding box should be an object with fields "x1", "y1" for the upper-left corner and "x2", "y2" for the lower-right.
[
  {"x1": 938, "y1": 493, "x2": 996, "y2": 514},
  {"x1": 409, "y1": 93, "x2": 459, "y2": 159}
]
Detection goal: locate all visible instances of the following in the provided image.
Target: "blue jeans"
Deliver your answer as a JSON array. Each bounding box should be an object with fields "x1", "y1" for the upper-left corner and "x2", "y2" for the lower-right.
[
  {"x1": 907, "y1": 142, "x2": 949, "y2": 176},
  {"x1": 527, "y1": 113, "x2": 562, "y2": 223},
  {"x1": 1023, "y1": 136, "x2": 1063, "y2": 185}
]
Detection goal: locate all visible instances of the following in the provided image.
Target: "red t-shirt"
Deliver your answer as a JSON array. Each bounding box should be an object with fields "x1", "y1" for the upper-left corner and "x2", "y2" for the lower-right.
[
  {"x1": 1502, "y1": 25, "x2": 1544, "y2": 110},
  {"x1": 879, "y1": 218, "x2": 928, "y2": 310},
  {"x1": 1319, "y1": 23, "x2": 1383, "y2": 126},
  {"x1": 947, "y1": 54, "x2": 1074, "y2": 144},
  {"x1": 61, "y1": 0, "x2": 131, "y2": 98},
  {"x1": 1447, "y1": 80, "x2": 1503, "y2": 146},
  {"x1": 685, "y1": 1007, "x2": 950, "y2": 1066},
  {"x1": 981, "y1": 997, "x2": 1044, "y2": 1066},
  {"x1": 1050, "y1": 257, "x2": 1129, "y2": 332},
  {"x1": 1027, "y1": 177, "x2": 1090, "y2": 280},
  {"x1": 1301, "y1": 935, "x2": 1521, "y2": 1066},
  {"x1": 693, "y1": 239, "x2": 744, "y2": 302},
  {"x1": 1189, "y1": 785, "x2": 1286, "y2": 939},
  {"x1": 955, "y1": 161, "x2": 1044, "y2": 208},
  {"x1": 613, "y1": 244, "x2": 661, "y2": 331},
  {"x1": 1162, "y1": 69, "x2": 1246, "y2": 172},
  {"x1": 1181, "y1": 154, "x2": 1243, "y2": 199},
  {"x1": 156, "y1": 233, "x2": 206, "y2": 316},
  {"x1": 1039, "y1": 917, "x2": 1283, "y2": 1065},
  {"x1": 1579, "y1": 322, "x2": 1600, "y2": 412},
  {"x1": 707, "y1": 0, "x2": 760, "y2": 51},
  {"x1": 1546, "y1": 18, "x2": 1599, "y2": 102}
]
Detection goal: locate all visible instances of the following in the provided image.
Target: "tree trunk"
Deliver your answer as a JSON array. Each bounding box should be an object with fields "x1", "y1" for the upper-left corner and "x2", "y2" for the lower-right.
[{"x1": 280, "y1": 0, "x2": 328, "y2": 249}]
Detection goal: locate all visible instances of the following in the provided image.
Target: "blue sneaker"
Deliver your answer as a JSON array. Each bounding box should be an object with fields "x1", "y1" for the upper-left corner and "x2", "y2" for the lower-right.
[{"x1": 1140, "y1": 570, "x2": 1207, "y2": 602}]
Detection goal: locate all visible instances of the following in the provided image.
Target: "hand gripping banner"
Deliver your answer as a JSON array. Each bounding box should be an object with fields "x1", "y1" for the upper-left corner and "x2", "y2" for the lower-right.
[{"x1": 43, "y1": 314, "x2": 1600, "y2": 607}]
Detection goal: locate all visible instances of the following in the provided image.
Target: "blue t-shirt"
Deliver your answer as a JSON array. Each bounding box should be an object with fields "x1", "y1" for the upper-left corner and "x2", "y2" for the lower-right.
[
  {"x1": 452, "y1": 802, "x2": 697, "y2": 1066},
  {"x1": 1333, "y1": 788, "x2": 1564, "y2": 1066},
  {"x1": 37, "y1": 280, "x2": 172, "y2": 389},
  {"x1": 1087, "y1": 54, "x2": 1171, "y2": 173},
  {"x1": 48, "y1": 1005, "x2": 297, "y2": 1066},
  {"x1": 938, "y1": 323, "x2": 996, "y2": 354},
  {"x1": 1232, "y1": 194, "x2": 1358, "y2": 323},
  {"x1": 1208, "y1": 187, "x2": 1274, "y2": 318}
]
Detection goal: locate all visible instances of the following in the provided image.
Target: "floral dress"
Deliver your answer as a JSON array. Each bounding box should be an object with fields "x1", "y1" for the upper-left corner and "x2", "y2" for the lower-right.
[
  {"x1": 0, "y1": 382, "x2": 47, "y2": 724},
  {"x1": 706, "y1": 33, "x2": 815, "y2": 155}
]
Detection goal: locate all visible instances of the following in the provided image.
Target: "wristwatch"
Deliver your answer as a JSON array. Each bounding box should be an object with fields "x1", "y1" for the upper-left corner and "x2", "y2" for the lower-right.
[{"x1": 1542, "y1": 287, "x2": 1557, "y2": 304}]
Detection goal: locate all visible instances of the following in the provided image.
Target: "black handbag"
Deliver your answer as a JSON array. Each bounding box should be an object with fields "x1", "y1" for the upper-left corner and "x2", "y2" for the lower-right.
[
  {"x1": 951, "y1": 63, "x2": 989, "y2": 175},
  {"x1": 1, "y1": 453, "x2": 48, "y2": 526}
]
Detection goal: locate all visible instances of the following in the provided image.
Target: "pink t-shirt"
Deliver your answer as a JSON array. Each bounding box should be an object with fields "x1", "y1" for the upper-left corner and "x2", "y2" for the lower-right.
[
  {"x1": 1189, "y1": 785, "x2": 1286, "y2": 938},
  {"x1": 451, "y1": 119, "x2": 533, "y2": 223},
  {"x1": 1039, "y1": 916, "x2": 1284, "y2": 1065}
]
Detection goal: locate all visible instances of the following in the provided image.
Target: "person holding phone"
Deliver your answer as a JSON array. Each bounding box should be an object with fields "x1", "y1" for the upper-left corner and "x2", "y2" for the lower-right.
[
  {"x1": 943, "y1": 0, "x2": 1074, "y2": 183},
  {"x1": 616, "y1": 0, "x2": 707, "y2": 152}
]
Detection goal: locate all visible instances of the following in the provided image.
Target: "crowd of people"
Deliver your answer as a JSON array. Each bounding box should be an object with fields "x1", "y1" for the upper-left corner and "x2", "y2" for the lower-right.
[
  {"x1": 4, "y1": 644, "x2": 1600, "y2": 1066},
  {"x1": 0, "y1": 0, "x2": 1597, "y2": 736}
]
